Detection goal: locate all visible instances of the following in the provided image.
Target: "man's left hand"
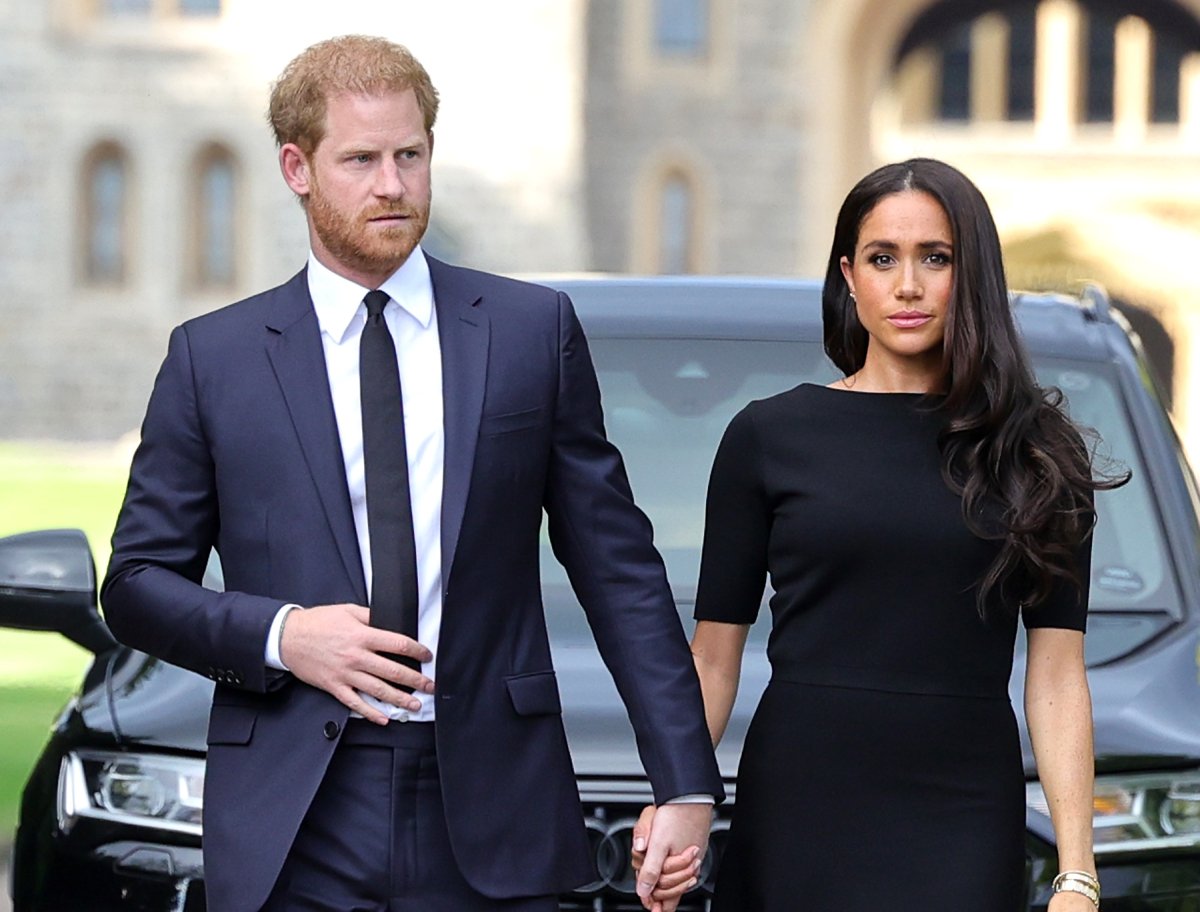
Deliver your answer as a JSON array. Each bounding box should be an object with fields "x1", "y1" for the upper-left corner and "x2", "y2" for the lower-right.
[{"x1": 635, "y1": 803, "x2": 712, "y2": 912}]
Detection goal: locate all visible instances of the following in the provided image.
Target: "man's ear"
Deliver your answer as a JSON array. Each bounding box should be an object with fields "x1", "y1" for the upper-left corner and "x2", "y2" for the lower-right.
[{"x1": 279, "y1": 143, "x2": 311, "y2": 198}]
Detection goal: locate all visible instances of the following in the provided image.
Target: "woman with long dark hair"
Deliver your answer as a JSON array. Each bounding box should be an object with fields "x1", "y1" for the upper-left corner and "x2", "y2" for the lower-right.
[{"x1": 636, "y1": 159, "x2": 1121, "y2": 911}]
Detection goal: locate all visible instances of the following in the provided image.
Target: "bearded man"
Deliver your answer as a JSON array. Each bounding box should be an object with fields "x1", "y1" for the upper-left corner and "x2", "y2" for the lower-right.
[{"x1": 101, "y1": 34, "x2": 721, "y2": 912}]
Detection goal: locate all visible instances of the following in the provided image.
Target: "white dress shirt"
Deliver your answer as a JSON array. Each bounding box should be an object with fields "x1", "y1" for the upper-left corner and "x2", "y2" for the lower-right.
[{"x1": 265, "y1": 247, "x2": 443, "y2": 722}]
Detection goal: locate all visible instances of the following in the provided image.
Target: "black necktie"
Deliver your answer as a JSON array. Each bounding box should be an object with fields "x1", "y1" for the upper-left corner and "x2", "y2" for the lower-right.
[{"x1": 360, "y1": 290, "x2": 420, "y2": 678}]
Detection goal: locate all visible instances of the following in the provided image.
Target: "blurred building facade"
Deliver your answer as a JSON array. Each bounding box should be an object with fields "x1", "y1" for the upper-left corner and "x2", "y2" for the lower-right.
[
  {"x1": 3, "y1": 0, "x2": 1200, "y2": 454},
  {"x1": 0, "y1": 0, "x2": 586, "y2": 439}
]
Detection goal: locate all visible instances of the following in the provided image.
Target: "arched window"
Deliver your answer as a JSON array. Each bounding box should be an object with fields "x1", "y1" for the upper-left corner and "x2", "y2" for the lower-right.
[
  {"x1": 659, "y1": 172, "x2": 695, "y2": 274},
  {"x1": 191, "y1": 146, "x2": 237, "y2": 288},
  {"x1": 1155, "y1": 32, "x2": 1185, "y2": 122},
  {"x1": 81, "y1": 143, "x2": 130, "y2": 285},
  {"x1": 654, "y1": 0, "x2": 708, "y2": 57},
  {"x1": 939, "y1": 21, "x2": 972, "y2": 121},
  {"x1": 1085, "y1": 8, "x2": 1120, "y2": 122},
  {"x1": 99, "y1": 0, "x2": 221, "y2": 15},
  {"x1": 1008, "y1": 5, "x2": 1037, "y2": 120},
  {"x1": 103, "y1": 0, "x2": 152, "y2": 12}
]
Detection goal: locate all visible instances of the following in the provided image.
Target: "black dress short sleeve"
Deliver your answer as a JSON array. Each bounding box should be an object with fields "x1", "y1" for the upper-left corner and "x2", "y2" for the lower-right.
[
  {"x1": 694, "y1": 406, "x2": 769, "y2": 625},
  {"x1": 1021, "y1": 536, "x2": 1093, "y2": 632}
]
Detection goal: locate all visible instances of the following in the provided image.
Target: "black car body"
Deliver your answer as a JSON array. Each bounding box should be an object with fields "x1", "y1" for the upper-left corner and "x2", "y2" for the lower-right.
[{"x1": 3, "y1": 278, "x2": 1200, "y2": 911}]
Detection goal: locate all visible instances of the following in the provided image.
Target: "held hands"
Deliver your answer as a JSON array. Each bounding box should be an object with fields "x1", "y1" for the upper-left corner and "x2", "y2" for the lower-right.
[
  {"x1": 631, "y1": 804, "x2": 710, "y2": 912},
  {"x1": 279, "y1": 603, "x2": 434, "y2": 724}
]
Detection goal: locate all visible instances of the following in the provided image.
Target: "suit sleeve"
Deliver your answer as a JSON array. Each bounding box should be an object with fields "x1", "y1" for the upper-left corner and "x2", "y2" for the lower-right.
[
  {"x1": 543, "y1": 292, "x2": 724, "y2": 804},
  {"x1": 101, "y1": 325, "x2": 285, "y2": 693}
]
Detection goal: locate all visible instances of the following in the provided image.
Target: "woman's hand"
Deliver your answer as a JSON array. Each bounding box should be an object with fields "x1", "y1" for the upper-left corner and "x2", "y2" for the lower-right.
[
  {"x1": 1026, "y1": 628, "x2": 1097, "y2": 911},
  {"x1": 631, "y1": 804, "x2": 655, "y2": 872},
  {"x1": 1048, "y1": 889, "x2": 1099, "y2": 911}
]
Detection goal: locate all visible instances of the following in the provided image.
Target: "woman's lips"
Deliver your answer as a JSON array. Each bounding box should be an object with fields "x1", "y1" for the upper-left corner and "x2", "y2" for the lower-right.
[{"x1": 887, "y1": 311, "x2": 933, "y2": 328}]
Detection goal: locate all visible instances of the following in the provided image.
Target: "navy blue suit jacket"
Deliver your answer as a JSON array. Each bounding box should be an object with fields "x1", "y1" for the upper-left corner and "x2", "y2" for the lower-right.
[{"x1": 101, "y1": 258, "x2": 723, "y2": 912}]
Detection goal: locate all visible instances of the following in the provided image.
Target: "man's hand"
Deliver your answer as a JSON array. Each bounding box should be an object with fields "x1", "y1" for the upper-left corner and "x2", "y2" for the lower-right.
[
  {"x1": 280, "y1": 603, "x2": 434, "y2": 724},
  {"x1": 631, "y1": 805, "x2": 702, "y2": 912},
  {"x1": 633, "y1": 803, "x2": 711, "y2": 912}
]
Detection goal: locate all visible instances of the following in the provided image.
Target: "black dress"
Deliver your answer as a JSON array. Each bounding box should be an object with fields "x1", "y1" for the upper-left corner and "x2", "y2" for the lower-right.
[{"x1": 695, "y1": 384, "x2": 1090, "y2": 912}]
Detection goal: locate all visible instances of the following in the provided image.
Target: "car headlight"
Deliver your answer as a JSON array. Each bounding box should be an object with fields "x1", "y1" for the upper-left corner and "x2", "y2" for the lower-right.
[
  {"x1": 58, "y1": 750, "x2": 204, "y2": 836},
  {"x1": 1027, "y1": 771, "x2": 1200, "y2": 854}
]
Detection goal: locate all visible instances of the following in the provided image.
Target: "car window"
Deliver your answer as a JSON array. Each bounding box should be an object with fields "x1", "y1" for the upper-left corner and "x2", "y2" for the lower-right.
[
  {"x1": 1034, "y1": 360, "x2": 1179, "y2": 615},
  {"x1": 542, "y1": 338, "x2": 835, "y2": 646},
  {"x1": 542, "y1": 338, "x2": 1181, "y2": 663},
  {"x1": 1030, "y1": 359, "x2": 1182, "y2": 664}
]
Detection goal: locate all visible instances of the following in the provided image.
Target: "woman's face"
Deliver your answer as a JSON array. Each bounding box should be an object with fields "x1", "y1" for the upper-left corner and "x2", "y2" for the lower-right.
[{"x1": 840, "y1": 190, "x2": 954, "y2": 377}]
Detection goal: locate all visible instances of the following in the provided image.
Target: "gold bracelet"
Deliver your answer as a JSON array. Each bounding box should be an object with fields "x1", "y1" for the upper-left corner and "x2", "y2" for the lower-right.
[
  {"x1": 1052, "y1": 870, "x2": 1100, "y2": 908},
  {"x1": 1054, "y1": 870, "x2": 1100, "y2": 890}
]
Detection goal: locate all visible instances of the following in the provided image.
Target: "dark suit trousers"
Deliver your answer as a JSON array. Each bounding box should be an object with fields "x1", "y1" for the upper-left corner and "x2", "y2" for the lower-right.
[{"x1": 259, "y1": 721, "x2": 557, "y2": 912}]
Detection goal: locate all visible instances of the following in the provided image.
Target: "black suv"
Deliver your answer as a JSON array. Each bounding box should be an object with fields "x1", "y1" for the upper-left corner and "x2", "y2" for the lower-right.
[{"x1": 4, "y1": 278, "x2": 1200, "y2": 911}]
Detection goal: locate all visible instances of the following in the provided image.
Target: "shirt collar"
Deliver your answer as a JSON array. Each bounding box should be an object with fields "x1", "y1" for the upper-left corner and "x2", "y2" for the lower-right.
[{"x1": 307, "y1": 246, "x2": 434, "y2": 344}]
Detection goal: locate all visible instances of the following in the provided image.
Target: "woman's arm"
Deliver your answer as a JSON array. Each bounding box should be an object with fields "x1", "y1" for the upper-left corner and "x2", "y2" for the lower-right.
[
  {"x1": 691, "y1": 619, "x2": 752, "y2": 747},
  {"x1": 632, "y1": 620, "x2": 751, "y2": 911},
  {"x1": 1025, "y1": 626, "x2": 1098, "y2": 909}
]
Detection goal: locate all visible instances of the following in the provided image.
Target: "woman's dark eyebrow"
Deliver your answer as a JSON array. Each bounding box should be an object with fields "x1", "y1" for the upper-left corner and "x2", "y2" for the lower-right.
[{"x1": 859, "y1": 239, "x2": 952, "y2": 250}]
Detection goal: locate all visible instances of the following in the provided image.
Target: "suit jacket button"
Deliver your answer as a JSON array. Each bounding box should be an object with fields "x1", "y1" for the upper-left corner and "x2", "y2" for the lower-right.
[{"x1": 323, "y1": 721, "x2": 340, "y2": 740}]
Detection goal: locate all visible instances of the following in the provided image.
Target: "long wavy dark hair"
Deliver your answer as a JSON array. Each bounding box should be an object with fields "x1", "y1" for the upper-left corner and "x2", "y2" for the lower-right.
[{"x1": 822, "y1": 158, "x2": 1127, "y2": 615}]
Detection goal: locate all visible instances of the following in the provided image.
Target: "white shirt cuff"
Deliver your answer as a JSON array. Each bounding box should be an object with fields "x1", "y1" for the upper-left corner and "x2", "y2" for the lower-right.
[
  {"x1": 264, "y1": 603, "x2": 302, "y2": 671},
  {"x1": 664, "y1": 794, "x2": 715, "y2": 805}
]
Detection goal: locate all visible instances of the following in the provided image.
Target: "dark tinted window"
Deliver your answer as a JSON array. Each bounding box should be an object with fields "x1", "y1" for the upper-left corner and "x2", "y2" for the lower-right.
[
  {"x1": 1154, "y1": 37, "x2": 1185, "y2": 123},
  {"x1": 1085, "y1": 10, "x2": 1118, "y2": 123},
  {"x1": 1034, "y1": 360, "x2": 1178, "y2": 615},
  {"x1": 939, "y1": 22, "x2": 972, "y2": 121},
  {"x1": 541, "y1": 338, "x2": 832, "y2": 645},
  {"x1": 1007, "y1": 5, "x2": 1037, "y2": 120}
]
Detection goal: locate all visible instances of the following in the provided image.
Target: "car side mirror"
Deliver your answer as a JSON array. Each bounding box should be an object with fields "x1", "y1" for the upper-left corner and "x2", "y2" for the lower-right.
[{"x1": 0, "y1": 529, "x2": 117, "y2": 654}]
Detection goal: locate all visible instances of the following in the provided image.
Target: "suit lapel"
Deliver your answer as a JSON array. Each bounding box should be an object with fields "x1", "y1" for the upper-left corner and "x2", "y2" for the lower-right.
[
  {"x1": 263, "y1": 269, "x2": 367, "y2": 603},
  {"x1": 428, "y1": 257, "x2": 489, "y2": 585}
]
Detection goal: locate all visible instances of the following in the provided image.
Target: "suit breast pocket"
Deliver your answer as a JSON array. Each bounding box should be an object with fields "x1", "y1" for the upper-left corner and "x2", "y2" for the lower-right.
[
  {"x1": 504, "y1": 670, "x2": 562, "y2": 716},
  {"x1": 479, "y1": 406, "x2": 546, "y2": 437}
]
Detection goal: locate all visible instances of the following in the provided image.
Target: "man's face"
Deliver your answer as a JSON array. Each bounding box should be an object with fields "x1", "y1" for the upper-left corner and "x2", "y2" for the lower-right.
[{"x1": 287, "y1": 88, "x2": 432, "y2": 287}]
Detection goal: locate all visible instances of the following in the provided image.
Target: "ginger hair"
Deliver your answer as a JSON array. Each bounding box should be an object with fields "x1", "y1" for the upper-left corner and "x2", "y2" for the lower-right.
[{"x1": 268, "y1": 35, "x2": 439, "y2": 155}]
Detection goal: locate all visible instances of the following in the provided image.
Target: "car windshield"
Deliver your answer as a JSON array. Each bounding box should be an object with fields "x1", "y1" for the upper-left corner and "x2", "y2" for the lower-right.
[{"x1": 541, "y1": 338, "x2": 1181, "y2": 666}]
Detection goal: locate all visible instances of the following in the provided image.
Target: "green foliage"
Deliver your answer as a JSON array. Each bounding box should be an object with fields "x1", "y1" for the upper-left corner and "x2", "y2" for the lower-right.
[
  {"x1": 0, "y1": 443, "x2": 129, "y2": 843},
  {"x1": 0, "y1": 684, "x2": 78, "y2": 842}
]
